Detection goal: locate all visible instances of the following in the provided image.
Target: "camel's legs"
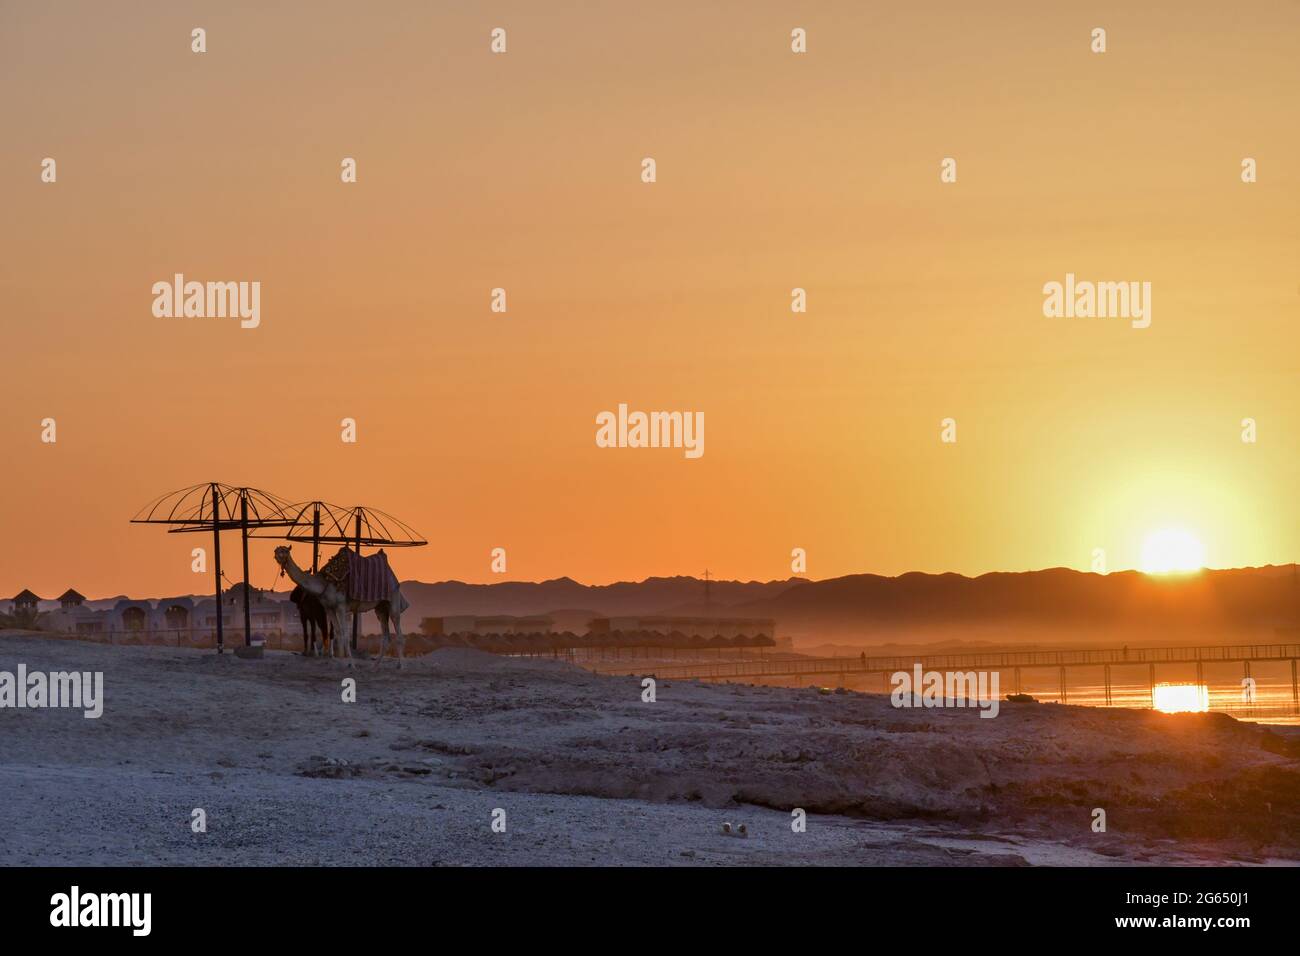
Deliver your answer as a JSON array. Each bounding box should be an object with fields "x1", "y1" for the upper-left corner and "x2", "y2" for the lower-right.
[
  {"x1": 374, "y1": 606, "x2": 390, "y2": 667},
  {"x1": 392, "y1": 608, "x2": 404, "y2": 669},
  {"x1": 340, "y1": 608, "x2": 353, "y2": 666},
  {"x1": 332, "y1": 607, "x2": 348, "y2": 661}
]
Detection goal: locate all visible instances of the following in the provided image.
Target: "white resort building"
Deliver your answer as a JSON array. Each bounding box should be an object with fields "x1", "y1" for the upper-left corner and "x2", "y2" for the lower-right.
[
  {"x1": 34, "y1": 585, "x2": 305, "y2": 639},
  {"x1": 587, "y1": 616, "x2": 777, "y2": 639},
  {"x1": 420, "y1": 615, "x2": 556, "y2": 636}
]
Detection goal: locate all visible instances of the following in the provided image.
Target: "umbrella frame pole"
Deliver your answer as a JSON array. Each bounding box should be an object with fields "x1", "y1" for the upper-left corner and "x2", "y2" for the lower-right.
[
  {"x1": 211, "y1": 484, "x2": 224, "y2": 654},
  {"x1": 241, "y1": 495, "x2": 252, "y2": 647},
  {"x1": 351, "y1": 513, "x2": 362, "y2": 651},
  {"x1": 311, "y1": 504, "x2": 320, "y2": 574}
]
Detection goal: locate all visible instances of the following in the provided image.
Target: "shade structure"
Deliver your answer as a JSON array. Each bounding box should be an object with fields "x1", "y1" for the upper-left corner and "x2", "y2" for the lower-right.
[
  {"x1": 259, "y1": 501, "x2": 427, "y2": 549},
  {"x1": 133, "y1": 485, "x2": 426, "y2": 655},
  {"x1": 131, "y1": 482, "x2": 298, "y2": 533},
  {"x1": 131, "y1": 482, "x2": 298, "y2": 652},
  {"x1": 255, "y1": 500, "x2": 428, "y2": 650}
]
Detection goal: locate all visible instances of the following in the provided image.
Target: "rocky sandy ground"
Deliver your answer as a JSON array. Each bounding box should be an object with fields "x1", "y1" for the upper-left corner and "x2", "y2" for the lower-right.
[{"x1": 1, "y1": 633, "x2": 1297, "y2": 866}]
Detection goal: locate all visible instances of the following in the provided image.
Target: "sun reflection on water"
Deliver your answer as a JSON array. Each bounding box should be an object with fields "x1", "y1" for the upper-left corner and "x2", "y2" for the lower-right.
[{"x1": 1152, "y1": 683, "x2": 1209, "y2": 714}]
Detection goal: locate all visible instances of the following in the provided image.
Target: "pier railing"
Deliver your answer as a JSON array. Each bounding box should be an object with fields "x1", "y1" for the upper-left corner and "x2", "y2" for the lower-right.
[{"x1": 589, "y1": 642, "x2": 1300, "y2": 680}]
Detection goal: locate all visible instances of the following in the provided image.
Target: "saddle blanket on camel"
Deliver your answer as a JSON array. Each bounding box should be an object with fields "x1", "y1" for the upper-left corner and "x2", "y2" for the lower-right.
[{"x1": 320, "y1": 548, "x2": 405, "y2": 606}]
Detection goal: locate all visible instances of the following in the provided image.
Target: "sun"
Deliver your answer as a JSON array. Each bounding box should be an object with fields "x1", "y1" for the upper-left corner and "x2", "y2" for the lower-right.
[{"x1": 1140, "y1": 528, "x2": 1206, "y2": 574}]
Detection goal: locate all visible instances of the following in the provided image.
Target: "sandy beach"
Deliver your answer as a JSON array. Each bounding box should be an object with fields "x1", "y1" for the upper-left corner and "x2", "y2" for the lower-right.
[{"x1": 1, "y1": 632, "x2": 1297, "y2": 867}]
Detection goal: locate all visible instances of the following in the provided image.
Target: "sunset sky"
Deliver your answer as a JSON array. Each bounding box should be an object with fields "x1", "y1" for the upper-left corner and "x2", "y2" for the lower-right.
[{"x1": 2, "y1": 1, "x2": 1298, "y2": 598}]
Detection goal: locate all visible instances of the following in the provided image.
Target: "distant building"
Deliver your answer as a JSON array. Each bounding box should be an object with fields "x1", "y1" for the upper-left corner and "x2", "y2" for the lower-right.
[
  {"x1": 39, "y1": 589, "x2": 302, "y2": 638},
  {"x1": 41, "y1": 588, "x2": 100, "y2": 634},
  {"x1": 223, "y1": 582, "x2": 264, "y2": 605},
  {"x1": 107, "y1": 600, "x2": 152, "y2": 632},
  {"x1": 8, "y1": 589, "x2": 41, "y2": 614},
  {"x1": 155, "y1": 597, "x2": 196, "y2": 630},
  {"x1": 587, "y1": 616, "x2": 776, "y2": 639},
  {"x1": 196, "y1": 586, "x2": 299, "y2": 635},
  {"x1": 421, "y1": 615, "x2": 555, "y2": 637}
]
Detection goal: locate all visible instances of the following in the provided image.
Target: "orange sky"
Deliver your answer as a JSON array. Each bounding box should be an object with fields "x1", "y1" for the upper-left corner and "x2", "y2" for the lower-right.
[{"x1": 2, "y1": 1, "x2": 1298, "y2": 598}]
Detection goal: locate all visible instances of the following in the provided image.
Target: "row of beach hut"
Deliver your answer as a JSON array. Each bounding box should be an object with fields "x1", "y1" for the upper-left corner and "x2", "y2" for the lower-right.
[{"x1": 419, "y1": 630, "x2": 776, "y2": 656}]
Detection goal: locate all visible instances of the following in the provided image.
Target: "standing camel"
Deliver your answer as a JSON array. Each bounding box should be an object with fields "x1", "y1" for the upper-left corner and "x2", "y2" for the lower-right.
[
  {"x1": 273, "y1": 545, "x2": 408, "y2": 668},
  {"x1": 289, "y1": 585, "x2": 331, "y2": 656}
]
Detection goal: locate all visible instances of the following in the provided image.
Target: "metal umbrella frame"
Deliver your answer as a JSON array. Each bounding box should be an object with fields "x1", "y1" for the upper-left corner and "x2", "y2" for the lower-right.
[{"x1": 130, "y1": 482, "x2": 298, "y2": 652}]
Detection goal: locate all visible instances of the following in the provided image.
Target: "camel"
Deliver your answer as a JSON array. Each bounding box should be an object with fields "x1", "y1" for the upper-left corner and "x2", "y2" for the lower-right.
[
  {"x1": 288, "y1": 585, "x2": 330, "y2": 657},
  {"x1": 273, "y1": 545, "x2": 408, "y2": 668}
]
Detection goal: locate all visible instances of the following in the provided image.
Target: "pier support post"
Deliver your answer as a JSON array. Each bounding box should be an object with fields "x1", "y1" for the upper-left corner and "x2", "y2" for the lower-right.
[
  {"x1": 1149, "y1": 663, "x2": 1156, "y2": 708},
  {"x1": 1292, "y1": 660, "x2": 1298, "y2": 713},
  {"x1": 1059, "y1": 666, "x2": 1066, "y2": 704},
  {"x1": 1014, "y1": 666, "x2": 1021, "y2": 695},
  {"x1": 1103, "y1": 664, "x2": 1111, "y2": 706}
]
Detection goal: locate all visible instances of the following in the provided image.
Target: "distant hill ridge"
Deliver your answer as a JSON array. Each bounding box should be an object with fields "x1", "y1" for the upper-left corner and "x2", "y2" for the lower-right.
[{"x1": 728, "y1": 566, "x2": 1300, "y2": 639}]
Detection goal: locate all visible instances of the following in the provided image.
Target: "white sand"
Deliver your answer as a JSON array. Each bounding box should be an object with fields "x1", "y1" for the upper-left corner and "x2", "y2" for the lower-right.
[{"x1": 0, "y1": 633, "x2": 1296, "y2": 866}]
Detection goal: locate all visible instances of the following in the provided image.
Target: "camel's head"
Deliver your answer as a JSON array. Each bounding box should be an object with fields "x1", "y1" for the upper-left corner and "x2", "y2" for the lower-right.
[{"x1": 273, "y1": 545, "x2": 292, "y2": 568}]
